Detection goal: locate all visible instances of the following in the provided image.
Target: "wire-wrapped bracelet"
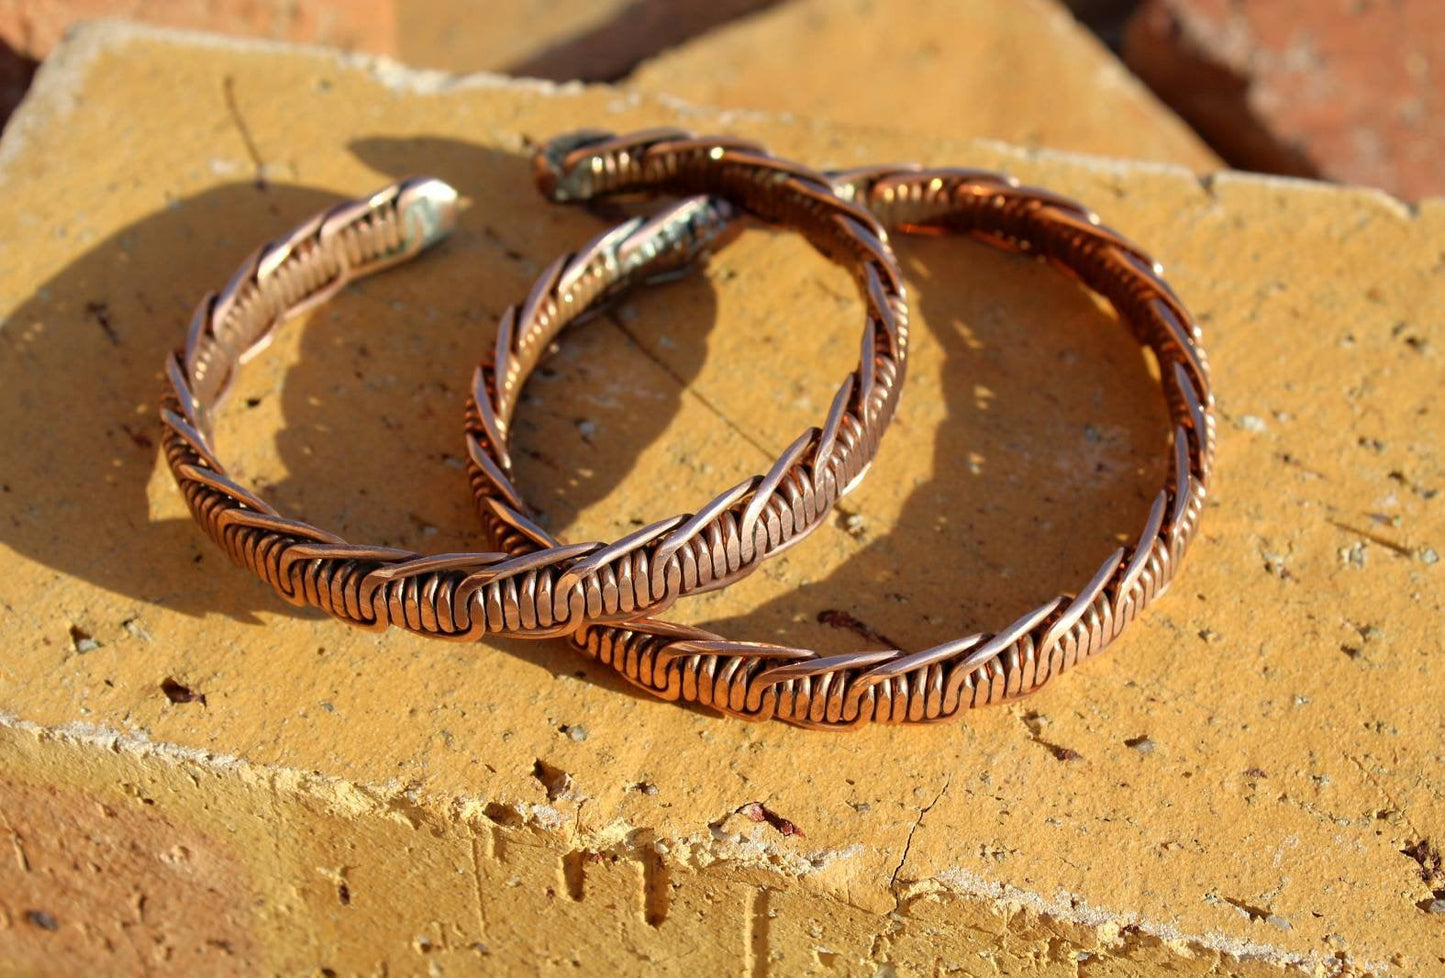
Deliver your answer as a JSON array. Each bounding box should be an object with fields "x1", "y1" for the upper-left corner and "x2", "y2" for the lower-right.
[
  {"x1": 162, "y1": 139, "x2": 908, "y2": 639},
  {"x1": 463, "y1": 130, "x2": 909, "y2": 636},
  {"x1": 468, "y1": 136, "x2": 1216, "y2": 728}
]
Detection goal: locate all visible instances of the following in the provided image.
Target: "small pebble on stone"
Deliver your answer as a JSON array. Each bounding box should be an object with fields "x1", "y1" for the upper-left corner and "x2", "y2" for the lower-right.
[
  {"x1": 1125, "y1": 736, "x2": 1156, "y2": 753},
  {"x1": 25, "y1": 910, "x2": 58, "y2": 931},
  {"x1": 1338, "y1": 542, "x2": 1367, "y2": 569}
]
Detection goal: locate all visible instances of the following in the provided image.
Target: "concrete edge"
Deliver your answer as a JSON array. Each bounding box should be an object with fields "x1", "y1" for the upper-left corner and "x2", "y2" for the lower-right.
[
  {"x1": 0, "y1": 712, "x2": 1374, "y2": 975},
  {"x1": 3, "y1": 18, "x2": 1432, "y2": 228},
  {"x1": 0, "y1": 18, "x2": 581, "y2": 176}
]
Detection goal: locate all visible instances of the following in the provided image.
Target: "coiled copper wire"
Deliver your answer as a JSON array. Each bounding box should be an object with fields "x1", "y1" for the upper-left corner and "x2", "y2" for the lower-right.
[
  {"x1": 463, "y1": 131, "x2": 1216, "y2": 729},
  {"x1": 160, "y1": 138, "x2": 909, "y2": 641}
]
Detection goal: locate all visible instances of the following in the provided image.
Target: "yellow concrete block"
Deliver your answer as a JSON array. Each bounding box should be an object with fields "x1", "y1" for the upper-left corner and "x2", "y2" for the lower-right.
[
  {"x1": 0, "y1": 21, "x2": 1441, "y2": 975},
  {"x1": 630, "y1": 0, "x2": 1220, "y2": 170}
]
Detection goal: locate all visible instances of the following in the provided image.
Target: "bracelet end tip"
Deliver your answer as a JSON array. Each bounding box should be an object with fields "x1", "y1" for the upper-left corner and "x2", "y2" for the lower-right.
[
  {"x1": 533, "y1": 129, "x2": 616, "y2": 203},
  {"x1": 397, "y1": 177, "x2": 460, "y2": 251}
]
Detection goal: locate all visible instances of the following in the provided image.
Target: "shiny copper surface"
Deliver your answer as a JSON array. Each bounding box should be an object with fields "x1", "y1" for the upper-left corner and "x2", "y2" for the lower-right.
[
  {"x1": 465, "y1": 134, "x2": 1216, "y2": 728},
  {"x1": 160, "y1": 136, "x2": 908, "y2": 642}
]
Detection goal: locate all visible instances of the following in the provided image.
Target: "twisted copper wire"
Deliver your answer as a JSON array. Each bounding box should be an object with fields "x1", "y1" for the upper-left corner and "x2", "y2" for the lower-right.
[
  {"x1": 161, "y1": 140, "x2": 909, "y2": 640},
  {"x1": 465, "y1": 130, "x2": 909, "y2": 637},
  {"x1": 467, "y1": 135, "x2": 1216, "y2": 729}
]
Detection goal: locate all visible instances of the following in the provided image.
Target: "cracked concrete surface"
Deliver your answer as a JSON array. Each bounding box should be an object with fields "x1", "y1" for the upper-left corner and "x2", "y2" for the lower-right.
[
  {"x1": 0, "y1": 21, "x2": 1441, "y2": 975},
  {"x1": 888, "y1": 776, "x2": 951, "y2": 896}
]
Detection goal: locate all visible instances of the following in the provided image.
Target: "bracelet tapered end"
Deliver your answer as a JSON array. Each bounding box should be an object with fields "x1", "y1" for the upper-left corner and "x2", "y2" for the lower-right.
[{"x1": 396, "y1": 176, "x2": 460, "y2": 252}]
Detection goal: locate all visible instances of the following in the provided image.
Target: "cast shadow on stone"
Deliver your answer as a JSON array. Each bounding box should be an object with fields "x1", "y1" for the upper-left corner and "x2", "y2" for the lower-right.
[
  {"x1": 0, "y1": 179, "x2": 340, "y2": 625},
  {"x1": 0, "y1": 139, "x2": 718, "y2": 697}
]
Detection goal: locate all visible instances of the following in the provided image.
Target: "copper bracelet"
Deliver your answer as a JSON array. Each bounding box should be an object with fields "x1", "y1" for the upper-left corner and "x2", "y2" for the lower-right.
[
  {"x1": 161, "y1": 142, "x2": 907, "y2": 638},
  {"x1": 467, "y1": 138, "x2": 1216, "y2": 729},
  {"x1": 464, "y1": 130, "x2": 908, "y2": 636}
]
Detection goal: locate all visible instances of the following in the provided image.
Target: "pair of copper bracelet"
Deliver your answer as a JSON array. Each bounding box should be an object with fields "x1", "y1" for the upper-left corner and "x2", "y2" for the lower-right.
[{"x1": 161, "y1": 129, "x2": 1215, "y2": 730}]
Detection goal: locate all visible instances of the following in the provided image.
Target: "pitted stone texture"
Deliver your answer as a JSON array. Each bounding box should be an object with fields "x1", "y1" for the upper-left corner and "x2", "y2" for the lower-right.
[
  {"x1": 0, "y1": 22, "x2": 1441, "y2": 976},
  {"x1": 629, "y1": 0, "x2": 1220, "y2": 170},
  {"x1": 1124, "y1": 0, "x2": 1445, "y2": 199}
]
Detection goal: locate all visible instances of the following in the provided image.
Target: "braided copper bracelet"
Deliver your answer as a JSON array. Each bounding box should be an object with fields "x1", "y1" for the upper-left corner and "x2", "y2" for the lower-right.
[
  {"x1": 161, "y1": 145, "x2": 907, "y2": 638},
  {"x1": 467, "y1": 134, "x2": 1216, "y2": 729},
  {"x1": 464, "y1": 130, "x2": 908, "y2": 636}
]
